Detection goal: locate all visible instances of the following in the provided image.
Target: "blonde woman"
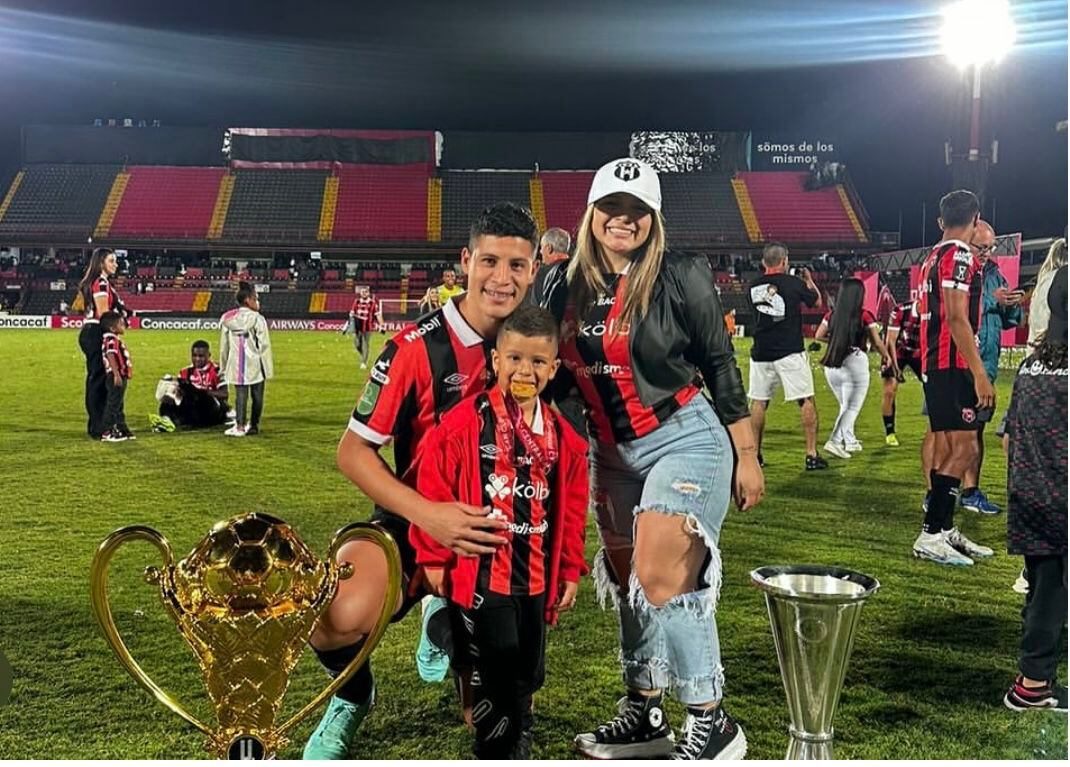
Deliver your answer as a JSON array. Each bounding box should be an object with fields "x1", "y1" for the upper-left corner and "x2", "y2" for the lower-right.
[
  {"x1": 1028, "y1": 238, "x2": 1067, "y2": 344},
  {"x1": 534, "y1": 158, "x2": 763, "y2": 760}
]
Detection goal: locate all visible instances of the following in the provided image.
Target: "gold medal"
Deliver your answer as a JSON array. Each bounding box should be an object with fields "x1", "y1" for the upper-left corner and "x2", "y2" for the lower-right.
[{"x1": 509, "y1": 381, "x2": 537, "y2": 400}]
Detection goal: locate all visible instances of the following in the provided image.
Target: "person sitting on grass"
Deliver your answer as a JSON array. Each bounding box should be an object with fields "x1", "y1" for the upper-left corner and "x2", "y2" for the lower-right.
[
  {"x1": 409, "y1": 305, "x2": 590, "y2": 759},
  {"x1": 1001, "y1": 266, "x2": 1067, "y2": 713},
  {"x1": 151, "y1": 340, "x2": 231, "y2": 432}
]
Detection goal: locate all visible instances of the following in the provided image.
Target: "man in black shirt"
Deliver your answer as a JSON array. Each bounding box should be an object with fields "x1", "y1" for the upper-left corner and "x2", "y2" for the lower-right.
[{"x1": 747, "y1": 242, "x2": 828, "y2": 470}]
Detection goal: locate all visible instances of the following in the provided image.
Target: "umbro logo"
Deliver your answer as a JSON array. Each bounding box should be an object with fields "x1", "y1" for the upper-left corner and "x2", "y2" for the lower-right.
[
  {"x1": 480, "y1": 444, "x2": 499, "y2": 459},
  {"x1": 614, "y1": 160, "x2": 641, "y2": 181},
  {"x1": 443, "y1": 372, "x2": 468, "y2": 390}
]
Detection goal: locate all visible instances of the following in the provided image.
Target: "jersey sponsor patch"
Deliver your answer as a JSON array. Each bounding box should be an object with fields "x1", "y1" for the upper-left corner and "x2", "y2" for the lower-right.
[{"x1": 356, "y1": 381, "x2": 381, "y2": 415}]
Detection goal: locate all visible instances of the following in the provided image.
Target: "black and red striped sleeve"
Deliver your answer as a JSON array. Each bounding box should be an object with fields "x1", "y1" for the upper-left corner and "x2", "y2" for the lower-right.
[{"x1": 348, "y1": 338, "x2": 421, "y2": 445}]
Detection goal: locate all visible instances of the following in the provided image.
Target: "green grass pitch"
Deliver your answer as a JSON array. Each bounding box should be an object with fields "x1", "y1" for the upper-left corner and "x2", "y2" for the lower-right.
[{"x1": 0, "y1": 328, "x2": 1064, "y2": 759}]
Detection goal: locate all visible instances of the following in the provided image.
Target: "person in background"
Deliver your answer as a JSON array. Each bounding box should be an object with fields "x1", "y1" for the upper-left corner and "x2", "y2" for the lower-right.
[
  {"x1": 436, "y1": 268, "x2": 466, "y2": 305},
  {"x1": 1027, "y1": 238, "x2": 1066, "y2": 344},
  {"x1": 814, "y1": 278, "x2": 890, "y2": 457},
  {"x1": 539, "y1": 227, "x2": 572, "y2": 267},
  {"x1": 219, "y1": 282, "x2": 273, "y2": 438},
  {"x1": 346, "y1": 285, "x2": 384, "y2": 370},
  {"x1": 746, "y1": 242, "x2": 827, "y2": 470},
  {"x1": 99, "y1": 311, "x2": 134, "y2": 443},
  {"x1": 958, "y1": 220, "x2": 1022, "y2": 514},
  {"x1": 151, "y1": 340, "x2": 230, "y2": 432},
  {"x1": 1001, "y1": 266, "x2": 1067, "y2": 713},
  {"x1": 880, "y1": 300, "x2": 923, "y2": 446},
  {"x1": 76, "y1": 248, "x2": 132, "y2": 439}
]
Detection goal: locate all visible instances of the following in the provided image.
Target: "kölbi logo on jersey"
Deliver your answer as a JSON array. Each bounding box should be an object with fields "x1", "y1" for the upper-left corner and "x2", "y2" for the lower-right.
[{"x1": 484, "y1": 473, "x2": 549, "y2": 502}]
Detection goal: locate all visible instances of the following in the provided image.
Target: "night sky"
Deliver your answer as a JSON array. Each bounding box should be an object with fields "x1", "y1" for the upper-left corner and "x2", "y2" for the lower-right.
[{"x1": 0, "y1": 0, "x2": 1066, "y2": 247}]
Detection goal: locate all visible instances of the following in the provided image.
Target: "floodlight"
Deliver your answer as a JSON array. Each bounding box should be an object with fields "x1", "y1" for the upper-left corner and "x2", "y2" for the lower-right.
[{"x1": 941, "y1": 0, "x2": 1017, "y2": 69}]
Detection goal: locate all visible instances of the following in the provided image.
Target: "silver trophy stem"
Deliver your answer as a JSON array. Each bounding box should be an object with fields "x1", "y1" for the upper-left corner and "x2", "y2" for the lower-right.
[{"x1": 751, "y1": 565, "x2": 879, "y2": 760}]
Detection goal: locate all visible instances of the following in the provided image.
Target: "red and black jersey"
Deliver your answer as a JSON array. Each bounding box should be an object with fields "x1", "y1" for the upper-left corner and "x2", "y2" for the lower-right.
[
  {"x1": 410, "y1": 387, "x2": 590, "y2": 621},
  {"x1": 820, "y1": 308, "x2": 879, "y2": 350},
  {"x1": 349, "y1": 298, "x2": 492, "y2": 478},
  {"x1": 472, "y1": 389, "x2": 555, "y2": 597},
  {"x1": 349, "y1": 295, "x2": 381, "y2": 332},
  {"x1": 102, "y1": 332, "x2": 132, "y2": 379},
  {"x1": 559, "y1": 271, "x2": 699, "y2": 443},
  {"x1": 85, "y1": 275, "x2": 128, "y2": 322},
  {"x1": 917, "y1": 240, "x2": 983, "y2": 374},
  {"x1": 179, "y1": 362, "x2": 225, "y2": 391},
  {"x1": 888, "y1": 301, "x2": 921, "y2": 360}
]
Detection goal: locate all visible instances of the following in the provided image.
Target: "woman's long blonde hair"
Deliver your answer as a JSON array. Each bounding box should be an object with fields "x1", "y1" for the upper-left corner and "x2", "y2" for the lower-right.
[
  {"x1": 1037, "y1": 238, "x2": 1067, "y2": 286},
  {"x1": 565, "y1": 203, "x2": 667, "y2": 325}
]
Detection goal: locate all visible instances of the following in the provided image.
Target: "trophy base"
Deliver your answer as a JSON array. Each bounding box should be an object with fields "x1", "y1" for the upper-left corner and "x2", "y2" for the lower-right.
[{"x1": 786, "y1": 736, "x2": 834, "y2": 760}]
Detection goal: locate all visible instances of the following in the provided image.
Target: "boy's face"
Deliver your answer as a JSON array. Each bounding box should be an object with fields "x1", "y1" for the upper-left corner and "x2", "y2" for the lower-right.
[
  {"x1": 191, "y1": 347, "x2": 210, "y2": 367},
  {"x1": 492, "y1": 330, "x2": 560, "y2": 404},
  {"x1": 460, "y1": 235, "x2": 536, "y2": 323}
]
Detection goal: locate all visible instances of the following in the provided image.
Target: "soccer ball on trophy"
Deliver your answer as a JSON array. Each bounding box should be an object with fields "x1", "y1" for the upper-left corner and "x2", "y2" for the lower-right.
[{"x1": 174, "y1": 513, "x2": 325, "y2": 614}]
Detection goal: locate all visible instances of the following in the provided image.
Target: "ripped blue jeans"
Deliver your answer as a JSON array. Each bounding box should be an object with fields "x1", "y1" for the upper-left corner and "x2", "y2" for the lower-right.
[{"x1": 591, "y1": 394, "x2": 733, "y2": 705}]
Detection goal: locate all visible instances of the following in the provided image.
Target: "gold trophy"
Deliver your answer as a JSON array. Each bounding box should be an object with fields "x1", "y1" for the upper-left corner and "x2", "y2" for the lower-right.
[{"x1": 90, "y1": 512, "x2": 401, "y2": 759}]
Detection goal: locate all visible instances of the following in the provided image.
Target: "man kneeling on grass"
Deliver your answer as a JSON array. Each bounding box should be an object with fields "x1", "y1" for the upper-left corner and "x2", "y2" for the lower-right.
[{"x1": 151, "y1": 340, "x2": 232, "y2": 432}]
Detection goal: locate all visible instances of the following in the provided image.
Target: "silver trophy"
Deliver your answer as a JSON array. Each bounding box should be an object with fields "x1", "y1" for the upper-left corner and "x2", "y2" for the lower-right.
[{"x1": 751, "y1": 565, "x2": 879, "y2": 760}]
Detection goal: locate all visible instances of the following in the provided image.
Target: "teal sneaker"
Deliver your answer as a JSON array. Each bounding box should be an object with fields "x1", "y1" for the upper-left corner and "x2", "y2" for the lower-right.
[
  {"x1": 415, "y1": 595, "x2": 450, "y2": 683},
  {"x1": 302, "y1": 692, "x2": 373, "y2": 759}
]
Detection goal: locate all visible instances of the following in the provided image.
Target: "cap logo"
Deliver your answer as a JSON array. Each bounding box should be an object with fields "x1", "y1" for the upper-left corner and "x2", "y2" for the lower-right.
[{"x1": 614, "y1": 160, "x2": 641, "y2": 182}]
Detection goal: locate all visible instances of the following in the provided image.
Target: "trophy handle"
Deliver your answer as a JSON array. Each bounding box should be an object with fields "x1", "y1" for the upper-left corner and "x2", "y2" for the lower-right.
[
  {"x1": 277, "y1": 522, "x2": 402, "y2": 736},
  {"x1": 89, "y1": 525, "x2": 214, "y2": 737}
]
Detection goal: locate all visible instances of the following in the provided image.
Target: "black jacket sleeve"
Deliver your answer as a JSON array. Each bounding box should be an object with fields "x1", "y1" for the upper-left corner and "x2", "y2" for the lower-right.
[{"x1": 675, "y1": 257, "x2": 750, "y2": 426}]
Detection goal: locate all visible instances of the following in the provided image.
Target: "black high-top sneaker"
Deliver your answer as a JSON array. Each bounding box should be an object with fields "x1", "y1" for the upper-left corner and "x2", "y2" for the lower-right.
[
  {"x1": 574, "y1": 691, "x2": 674, "y2": 759},
  {"x1": 671, "y1": 705, "x2": 747, "y2": 760}
]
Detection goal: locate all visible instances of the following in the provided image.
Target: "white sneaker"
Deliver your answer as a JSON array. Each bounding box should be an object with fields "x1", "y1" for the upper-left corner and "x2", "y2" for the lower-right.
[
  {"x1": 913, "y1": 531, "x2": 973, "y2": 566},
  {"x1": 844, "y1": 439, "x2": 863, "y2": 453},
  {"x1": 225, "y1": 408, "x2": 237, "y2": 420},
  {"x1": 824, "y1": 440, "x2": 851, "y2": 459},
  {"x1": 1012, "y1": 570, "x2": 1029, "y2": 594},
  {"x1": 225, "y1": 424, "x2": 247, "y2": 437},
  {"x1": 360, "y1": 362, "x2": 367, "y2": 370},
  {"x1": 946, "y1": 527, "x2": 994, "y2": 558}
]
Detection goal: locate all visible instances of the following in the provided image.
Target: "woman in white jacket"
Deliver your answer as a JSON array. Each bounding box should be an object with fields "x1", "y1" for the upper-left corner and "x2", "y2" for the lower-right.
[
  {"x1": 1028, "y1": 238, "x2": 1067, "y2": 344},
  {"x1": 219, "y1": 282, "x2": 273, "y2": 436}
]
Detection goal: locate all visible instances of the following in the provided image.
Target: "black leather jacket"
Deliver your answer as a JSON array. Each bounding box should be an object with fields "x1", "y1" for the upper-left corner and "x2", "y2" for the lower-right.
[{"x1": 530, "y1": 252, "x2": 750, "y2": 430}]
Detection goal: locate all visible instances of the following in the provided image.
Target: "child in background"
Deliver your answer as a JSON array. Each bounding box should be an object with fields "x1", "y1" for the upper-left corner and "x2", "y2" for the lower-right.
[
  {"x1": 409, "y1": 305, "x2": 589, "y2": 759},
  {"x1": 100, "y1": 311, "x2": 133, "y2": 443},
  {"x1": 219, "y1": 282, "x2": 274, "y2": 437},
  {"x1": 1002, "y1": 266, "x2": 1068, "y2": 712}
]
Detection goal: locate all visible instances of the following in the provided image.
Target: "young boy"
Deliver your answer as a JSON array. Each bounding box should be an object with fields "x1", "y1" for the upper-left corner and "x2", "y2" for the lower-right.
[
  {"x1": 409, "y1": 305, "x2": 590, "y2": 759},
  {"x1": 219, "y1": 282, "x2": 273, "y2": 437},
  {"x1": 99, "y1": 311, "x2": 133, "y2": 443},
  {"x1": 1002, "y1": 267, "x2": 1067, "y2": 712}
]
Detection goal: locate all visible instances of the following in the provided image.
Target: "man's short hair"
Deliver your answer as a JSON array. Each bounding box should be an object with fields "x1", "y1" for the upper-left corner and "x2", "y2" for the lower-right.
[
  {"x1": 191, "y1": 339, "x2": 210, "y2": 352},
  {"x1": 939, "y1": 190, "x2": 980, "y2": 228},
  {"x1": 541, "y1": 227, "x2": 571, "y2": 254},
  {"x1": 499, "y1": 305, "x2": 559, "y2": 346},
  {"x1": 100, "y1": 311, "x2": 123, "y2": 332},
  {"x1": 762, "y1": 242, "x2": 789, "y2": 268},
  {"x1": 235, "y1": 281, "x2": 255, "y2": 307},
  {"x1": 469, "y1": 202, "x2": 539, "y2": 251}
]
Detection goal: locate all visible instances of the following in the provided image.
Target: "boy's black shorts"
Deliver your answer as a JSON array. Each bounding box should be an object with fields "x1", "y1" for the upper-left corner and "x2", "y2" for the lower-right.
[{"x1": 923, "y1": 369, "x2": 986, "y2": 432}]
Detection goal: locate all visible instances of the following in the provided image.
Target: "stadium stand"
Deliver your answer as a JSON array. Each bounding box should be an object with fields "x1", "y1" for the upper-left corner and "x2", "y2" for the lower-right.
[
  {"x1": 124, "y1": 290, "x2": 199, "y2": 313},
  {"x1": 660, "y1": 172, "x2": 749, "y2": 246},
  {"x1": 539, "y1": 171, "x2": 594, "y2": 233},
  {"x1": 737, "y1": 172, "x2": 866, "y2": 244},
  {"x1": 224, "y1": 169, "x2": 327, "y2": 241},
  {"x1": 441, "y1": 171, "x2": 532, "y2": 242},
  {"x1": 0, "y1": 164, "x2": 119, "y2": 238},
  {"x1": 332, "y1": 166, "x2": 428, "y2": 241},
  {"x1": 109, "y1": 166, "x2": 226, "y2": 239}
]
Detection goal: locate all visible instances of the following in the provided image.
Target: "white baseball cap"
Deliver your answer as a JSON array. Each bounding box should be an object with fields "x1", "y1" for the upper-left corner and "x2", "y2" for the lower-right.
[{"x1": 587, "y1": 157, "x2": 661, "y2": 213}]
